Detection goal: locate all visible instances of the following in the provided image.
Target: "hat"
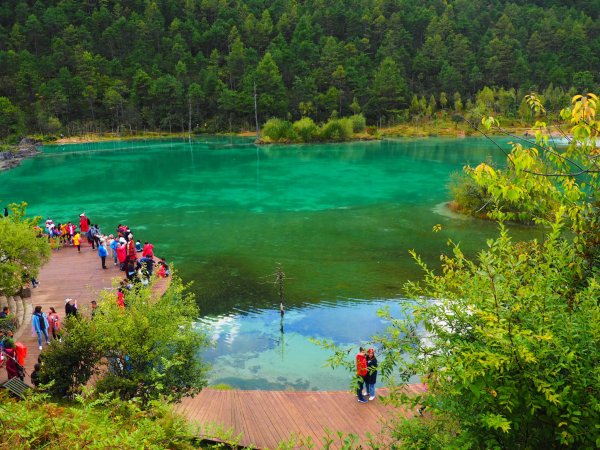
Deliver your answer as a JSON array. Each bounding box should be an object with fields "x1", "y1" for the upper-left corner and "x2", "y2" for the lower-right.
[
  {"x1": 80, "y1": 213, "x2": 85, "y2": 216},
  {"x1": 65, "y1": 298, "x2": 72, "y2": 303},
  {"x1": 128, "y1": 233, "x2": 133, "y2": 239},
  {"x1": 119, "y1": 237, "x2": 126, "y2": 244}
]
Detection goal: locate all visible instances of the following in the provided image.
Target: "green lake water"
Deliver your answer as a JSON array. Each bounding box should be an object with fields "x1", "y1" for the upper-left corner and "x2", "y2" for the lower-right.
[{"x1": 0, "y1": 136, "x2": 541, "y2": 390}]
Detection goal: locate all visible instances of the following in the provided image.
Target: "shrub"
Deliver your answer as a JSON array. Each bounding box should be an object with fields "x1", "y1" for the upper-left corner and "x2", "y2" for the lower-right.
[
  {"x1": 0, "y1": 315, "x2": 17, "y2": 333},
  {"x1": 349, "y1": 114, "x2": 366, "y2": 133},
  {"x1": 319, "y1": 118, "x2": 353, "y2": 141},
  {"x1": 448, "y1": 171, "x2": 491, "y2": 215},
  {"x1": 262, "y1": 118, "x2": 297, "y2": 142},
  {"x1": 292, "y1": 117, "x2": 319, "y2": 142}
]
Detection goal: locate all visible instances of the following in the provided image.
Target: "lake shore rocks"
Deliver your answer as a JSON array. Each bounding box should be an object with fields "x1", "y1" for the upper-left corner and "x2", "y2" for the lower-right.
[{"x1": 0, "y1": 138, "x2": 41, "y2": 172}]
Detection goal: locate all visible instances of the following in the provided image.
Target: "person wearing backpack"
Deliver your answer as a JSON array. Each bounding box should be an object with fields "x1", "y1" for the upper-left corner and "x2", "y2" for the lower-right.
[
  {"x1": 47, "y1": 307, "x2": 62, "y2": 341},
  {"x1": 32, "y1": 305, "x2": 50, "y2": 350}
]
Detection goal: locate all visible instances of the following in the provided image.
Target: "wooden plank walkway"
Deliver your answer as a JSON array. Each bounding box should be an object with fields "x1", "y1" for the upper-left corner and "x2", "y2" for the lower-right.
[
  {"x1": 176, "y1": 386, "x2": 424, "y2": 448},
  {"x1": 1, "y1": 241, "x2": 169, "y2": 383},
  {"x1": 3, "y1": 241, "x2": 424, "y2": 448}
]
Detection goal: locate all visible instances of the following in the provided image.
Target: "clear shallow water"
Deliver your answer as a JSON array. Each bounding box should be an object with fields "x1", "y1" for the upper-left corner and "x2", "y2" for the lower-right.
[{"x1": 0, "y1": 136, "x2": 540, "y2": 389}]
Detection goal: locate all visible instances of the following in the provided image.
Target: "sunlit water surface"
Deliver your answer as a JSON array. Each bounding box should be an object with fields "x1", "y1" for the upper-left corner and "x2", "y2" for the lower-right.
[{"x1": 0, "y1": 136, "x2": 541, "y2": 389}]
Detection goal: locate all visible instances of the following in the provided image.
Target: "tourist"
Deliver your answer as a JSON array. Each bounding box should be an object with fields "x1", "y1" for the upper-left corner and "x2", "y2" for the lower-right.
[
  {"x1": 32, "y1": 305, "x2": 50, "y2": 350},
  {"x1": 3, "y1": 339, "x2": 18, "y2": 380},
  {"x1": 139, "y1": 254, "x2": 155, "y2": 278},
  {"x1": 65, "y1": 298, "x2": 78, "y2": 318},
  {"x1": 66, "y1": 221, "x2": 75, "y2": 244},
  {"x1": 73, "y1": 230, "x2": 81, "y2": 252},
  {"x1": 116, "y1": 288, "x2": 125, "y2": 308},
  {"x1": 59, "y1": 222, "x2": 68, "y2": 245},
  {"x1": 365, "y1": 348, "x2": 378, "y2": 400},
  {"x1": 79, "y1": 213, "x2": 90, "y2": 237},
  {"x1": 0, "y1": 306, "x2": 8, "y2": 318},
  {"x1": 125, "y1": 260, "x2": 138, "y2": 282},
  {"x1": 30, "y1": 363, "x2": 41, "y2": 387},
  {"x1": 356, "y1": 347, "x2": 368, "y2": 403},
  {"x1": 91, "y1": 300, "x2": 99, "y2": 319},
  {"x1": 3, "y1": 206, "x2": 8, "y2": 217},
  {"x1": 98, "y1": 240, "x2": 108, "y2": 269},
  {"x1": 47, "y1": 307, "x2": 62, "y2": 341},
  {"x1": 142, "y1": 241, "x2": 154, "y2": 258},
  {"x1": 156, "y1": 258, "x2": 169, "y2": 277},
  {"x1": 117, "y1": 238, "x2": 127, "y2": 270},
  {"x1": 88, "y1": 223, "x2": 98, "y2": 249},
  {"x1": 135, "y1": 239, "x2": 143, "y2": 252},
  {"x1": 108, "y1": 234, "x2": 118, "y2": 265},
  {"x1": 127, "y1": 234, "x2": 137, "y2": 263}
]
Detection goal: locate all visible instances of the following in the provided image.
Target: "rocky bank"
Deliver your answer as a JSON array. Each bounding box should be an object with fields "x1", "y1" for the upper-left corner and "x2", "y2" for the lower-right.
[{"x1": 0, "y1": 138, "x2": 40, "y2": 171}]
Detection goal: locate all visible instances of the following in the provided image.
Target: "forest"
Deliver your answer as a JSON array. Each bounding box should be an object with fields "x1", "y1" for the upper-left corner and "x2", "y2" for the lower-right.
[{"x1": 0, "y1": 0, "x2": 599, "y2": 138}]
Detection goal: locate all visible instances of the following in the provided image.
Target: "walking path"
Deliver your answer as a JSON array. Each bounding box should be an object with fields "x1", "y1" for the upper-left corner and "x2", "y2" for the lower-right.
[
  {"x1": 1, "y1": 242, "x2": 169, "y2": 383},
  {"x1": 3, "y1": 243, "x2": 422, "y2": 448},
  {"x1": 176, "y1": 385, "x2": 424, "y2": 448}
]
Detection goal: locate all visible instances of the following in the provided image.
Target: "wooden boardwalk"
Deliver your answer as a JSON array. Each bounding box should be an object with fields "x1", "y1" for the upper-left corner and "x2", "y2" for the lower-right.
[
  {"x1": 4, "y1": 242, "x2": 423, "y2": 448},
  {"x1": 1, "y1": 241, "x2": 168, "y2": 382},
  {"x1": 176, "y1": 386, "x2": 424, "y2": 449}
]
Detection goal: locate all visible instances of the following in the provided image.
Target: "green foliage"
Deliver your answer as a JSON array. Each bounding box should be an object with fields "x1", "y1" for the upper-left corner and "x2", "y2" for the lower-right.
[
  {"x1": 0, "y1": 315, "x2": 17, "y2": 333},
  {"x1": 0, "y1": 391, "x2": 199, "y2": 449},
  {"x1": 40, "y1": 277, "x2": 209, "y2": 406},
  {"x1": 262, "y1": 118, "x2": 297, "y2": 142},
  {"x1": 448, "y1": 171, "x2": 491, "y2": 216},
  {"x1": 319, "y1": 118, "x2": 353, "y2": 142},
  {"x1": 0, "y1": 202, "x2": 50, "y2": 296},
  {"x1": 349, "y1": 114, "x2": 366, "y2": 133},
  {"x1": 292, "y1": 117, "x2": 319, "y2": 142},
  {"x1": 38, "y1": 315, "x2": 102, "y2": 397},
  {"x1": 381, "y1": 223, "x2": 600, "y2": 449},
  {"x1": 0, "y1": 96, "x2": 25, "y2": 139},
  {"x1": 0, "y1": 1, "x2": 597, "y2": 133}
]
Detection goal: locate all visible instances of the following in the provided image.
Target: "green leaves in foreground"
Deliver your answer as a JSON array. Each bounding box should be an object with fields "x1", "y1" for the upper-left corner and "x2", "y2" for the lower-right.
[{"x1": 380, "y1": 222, "x2": 600, "y2": 449}]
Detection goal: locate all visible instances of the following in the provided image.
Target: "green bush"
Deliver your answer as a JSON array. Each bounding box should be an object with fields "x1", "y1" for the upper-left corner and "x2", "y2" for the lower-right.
[
  {"x1": 319, "y1": 118, "x2": 353, "y2": 141},
  {"x1": 349, "y1": 114, "x2": 366, "y2": 133},
  {"x1": 262, "y1": 118, "x2": 297, "y2": 142},
  {"x1": 448, "y1": 171, "x2": 491, "y2": 214},
  {"x1": 0, "y1": 315, "x2": 17, "y2": 333},
  {"x1": 95, "y1": 374, "x2": 139, "y2": 400},
  {"x1": 292, "y1": 117, "x2": 319, "y2": 142}
]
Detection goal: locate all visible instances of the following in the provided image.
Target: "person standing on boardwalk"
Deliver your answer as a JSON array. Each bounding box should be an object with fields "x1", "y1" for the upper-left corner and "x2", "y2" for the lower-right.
[
  {"x1": 98, "y1": 240, "x2": 108, "y2": 269},
  {"x1": 3, "y1": 339, "x2": 18, "y2": 380},
  {"x1": 47, "y1": 307, "x2": 62, "y2": 341},
  {"x1": 127, "y1": 234, "x2": 137, "y2": 263},
  {"x1": 73, "y1": 230, "x2": 81, "y2": 252},
  {"x1": 79, "y1": 213, "x2": 90, "y2": 238},
  {"x1": 117, "y1": 238, "x2": 127, "y2": 270},
  {"x1": 32, "y1": 305, "x2": 50, "y2": 350},
  {"x1": 365, "y1": 348, "x2": 378, "y2": 400},
  {"x1": 356, "y1": 347, "x2": 368, "y2": 403},
  {"x1": 65, "y1": 298, "x2": 78, "y2": 318},
  {"x1": 142, "y1": 241, "x2": 154, "y2": 258}
]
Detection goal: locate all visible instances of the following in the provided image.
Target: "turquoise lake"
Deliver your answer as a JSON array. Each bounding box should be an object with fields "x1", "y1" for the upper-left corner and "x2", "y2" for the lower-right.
[{"x1": 0, "y1": 136, "x2": 541, "y2": 390}]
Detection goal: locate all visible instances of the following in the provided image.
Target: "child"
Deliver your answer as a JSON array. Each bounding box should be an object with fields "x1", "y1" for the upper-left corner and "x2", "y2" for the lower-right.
[{"x1": 30, "y1": 363, "x2": 41, "y2": 387}]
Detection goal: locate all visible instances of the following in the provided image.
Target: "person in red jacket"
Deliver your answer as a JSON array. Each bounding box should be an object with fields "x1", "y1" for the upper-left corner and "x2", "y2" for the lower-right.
[
  {"x1": 79, "y1": 213, "x2": 90, "y2": 234},
  {"x1": 356, "y1": 347, "x2": 368, "y2": 403},
  {"x1": 116, "y1": 239, "x2": 127, "y2": 270},
  {"x1": 142, "y1": 241, "x2": 154, "y2": 257}
]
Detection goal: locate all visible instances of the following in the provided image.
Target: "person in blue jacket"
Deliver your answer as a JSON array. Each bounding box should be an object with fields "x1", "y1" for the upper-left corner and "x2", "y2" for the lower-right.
[
  {"x1": 98, "y1": 240, "x2": 108, "y2": 269},
  {"x1": 32, "y1": 305, "x2": 50, "y2": 350}
]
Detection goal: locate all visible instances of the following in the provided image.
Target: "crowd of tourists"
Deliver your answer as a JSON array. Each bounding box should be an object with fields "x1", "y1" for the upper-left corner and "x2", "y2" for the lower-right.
[{"x1": 1, "y1": 211, "x2": 170, "y2": 385}]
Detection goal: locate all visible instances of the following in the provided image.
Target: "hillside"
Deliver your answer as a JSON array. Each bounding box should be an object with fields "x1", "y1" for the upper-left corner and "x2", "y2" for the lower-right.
[{"x1": 0, "y1": 0, "x2": 598, "y2": 137}]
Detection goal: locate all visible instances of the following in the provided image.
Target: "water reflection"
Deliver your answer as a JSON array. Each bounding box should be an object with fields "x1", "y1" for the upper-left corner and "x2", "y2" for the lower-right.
[{"x1": 199, "y1": 299, "x2": 405, "y2": 390}]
